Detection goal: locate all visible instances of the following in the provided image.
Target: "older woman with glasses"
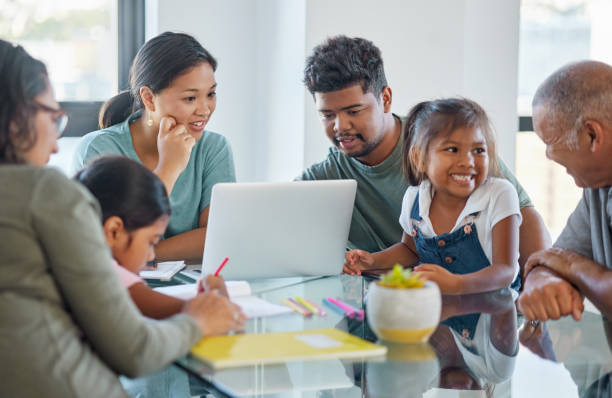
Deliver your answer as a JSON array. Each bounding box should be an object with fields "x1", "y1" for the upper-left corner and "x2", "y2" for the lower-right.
[{"x1": 0, "y1": 39, "x2": 243, "y2": 397}]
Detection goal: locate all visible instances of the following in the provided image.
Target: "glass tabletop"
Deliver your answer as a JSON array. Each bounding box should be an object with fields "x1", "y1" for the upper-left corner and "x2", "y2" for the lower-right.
[{"x1": 175, "y1": 275, "x2": 612, "y2": 398}]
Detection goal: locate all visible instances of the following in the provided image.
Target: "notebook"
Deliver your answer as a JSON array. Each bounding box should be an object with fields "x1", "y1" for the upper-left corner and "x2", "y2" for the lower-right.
[
  {"x1": 153, "y1": 281, "x2": 291, "y2": 318},
  {"x1": 202, "y1": 180, "x2": 357, "y2": 280},
  {"x1": 190, "y1": 328, "x2": 387, "y2": 369},
  {"x1": 139, "y1": 261, "x2": 185, "y2": 280}
]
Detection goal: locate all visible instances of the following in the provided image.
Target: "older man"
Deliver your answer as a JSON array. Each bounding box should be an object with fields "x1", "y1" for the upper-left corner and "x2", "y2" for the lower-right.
[{"x1": 519, "y1": 60, "x2": 612, "y2": 321}]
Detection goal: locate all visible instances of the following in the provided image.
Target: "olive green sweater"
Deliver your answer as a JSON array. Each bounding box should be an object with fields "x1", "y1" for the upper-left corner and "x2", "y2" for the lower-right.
[{"x1": 0, "y1": 166, "x2": 201, "y2": 397}]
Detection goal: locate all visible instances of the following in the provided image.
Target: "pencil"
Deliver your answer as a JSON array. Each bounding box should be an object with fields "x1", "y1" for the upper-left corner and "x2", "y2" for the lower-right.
[
  {"x1": 288, "y1": 298, "x2": 313, "y2": 317},
  {"x1": 333, "y1": 297, "x2": 364, "y2": 321},
  {"x1": 295, "y1": 296, "x2": 319, "y2": 315},
  {"x1": 322, "y1": 298, "x2": 345, "y2": 316},
  {"x1": 213, "y1": 257, "x2": 229, "y2": 276},
  {"x1": 281, "y1": 298, "x2": 312, "y2": 317},
  {"x1": 303, "y1": 297, "x2": 327, "y2": 317},
  {"x1": 327, "y1": 297, "x2": 356, "y2": 318}
]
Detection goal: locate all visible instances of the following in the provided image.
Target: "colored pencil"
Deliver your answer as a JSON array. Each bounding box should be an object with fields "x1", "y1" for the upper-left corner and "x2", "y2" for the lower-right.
[
  {"x1": 281, "y1": 298, "x2": 309, "y2": 316},
  {"x1": 288, "y1": 298, "x2": 314, "y2": 316},
  {"x1": 213, "y1": 257, "x2": 229, "y2": 276},
  {"x1": 322, "y1": 298, "x2": 345, "y2": 316},
  {"x1": 303, "y1": 297, "x2": 327, "y2": 317},
  {"x1": 295, "y1": 296, "x2": 319, "y2": 315},
  {"x1": 334, "y1": 297, "x2": 365, "y2": 321},
  {"x1": 281, "y1": 298, "x2": 313, "y2": 317},
  {"x1": 327, "y1": 297, "x2": 356, "y2": 318}
]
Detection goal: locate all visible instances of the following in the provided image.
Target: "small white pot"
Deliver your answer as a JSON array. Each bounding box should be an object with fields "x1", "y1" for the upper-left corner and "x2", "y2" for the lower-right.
[{"x1": 366, "y1": 280, "x2": 441, "y2": 343}]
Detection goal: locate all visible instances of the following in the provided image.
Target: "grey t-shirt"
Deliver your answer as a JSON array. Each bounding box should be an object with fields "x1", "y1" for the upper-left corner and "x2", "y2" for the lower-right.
[
  {"x1": 554, "y1": 187, "x2": 612, "y2": 268},
  {"x1": 298, "y1": 115, "x2": 533, "y2": 253}
]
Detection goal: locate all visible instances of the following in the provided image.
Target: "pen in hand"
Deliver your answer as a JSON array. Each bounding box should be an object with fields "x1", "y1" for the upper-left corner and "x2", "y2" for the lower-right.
[
  {"x1": 214, "y1": 257, "x2": 229, "y2": 276},
  {"x1": 198, "y1": 257, "x2": 230, "y2": 294}
]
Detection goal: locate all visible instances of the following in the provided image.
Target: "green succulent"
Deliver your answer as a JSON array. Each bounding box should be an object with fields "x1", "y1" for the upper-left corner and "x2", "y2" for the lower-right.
[{"x1": 378, "y1": 264, "x2": 424, "y2": 289}]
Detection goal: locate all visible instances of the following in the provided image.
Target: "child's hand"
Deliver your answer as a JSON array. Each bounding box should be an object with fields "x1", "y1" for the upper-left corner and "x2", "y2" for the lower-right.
[
  {"x1": 184, "y1": 290, "x2": 247, "y2": 336},
  {"x1": 414, "y1": 263, "x2": 462, "y2": 294},
  {"x1": 198, "y1": 274, "x2": 230, "y2": 298},
  {"x1": 344, "y1": 249, "x2": 375, "y2": 276}
]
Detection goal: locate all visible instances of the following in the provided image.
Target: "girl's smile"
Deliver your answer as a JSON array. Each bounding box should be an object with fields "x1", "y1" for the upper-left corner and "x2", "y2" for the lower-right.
[
  {"x1": 425, "y1": 126, "x2": 489, "y2": 200},
  {"x1": 150, "y1": 62, "x2": 217, "y2": 140},
  {"x1": 450, "y1": 173, "x2": 476, "y2": 184}
]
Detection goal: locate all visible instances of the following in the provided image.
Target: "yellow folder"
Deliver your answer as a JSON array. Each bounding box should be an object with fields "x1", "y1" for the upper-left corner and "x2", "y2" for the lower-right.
[{"x1": 191, "y1": 328, "x2": 387, "y2": 369}]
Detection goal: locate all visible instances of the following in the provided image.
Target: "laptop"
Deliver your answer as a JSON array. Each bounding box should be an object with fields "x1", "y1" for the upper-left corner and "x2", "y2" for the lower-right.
[{"x1": 202, "y1": 180, "x2": 357, "y2": 280}]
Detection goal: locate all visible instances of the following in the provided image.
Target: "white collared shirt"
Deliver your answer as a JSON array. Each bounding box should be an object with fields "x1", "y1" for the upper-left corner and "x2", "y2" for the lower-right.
[{"x1": 399, "y1": 177, "x2": 522, "y2": 264}]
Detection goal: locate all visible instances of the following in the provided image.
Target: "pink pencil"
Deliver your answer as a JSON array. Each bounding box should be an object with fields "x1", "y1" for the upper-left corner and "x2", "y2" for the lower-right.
[
  {"x1": 213, "y1": 257, "x2": 229, "y2": 276},
  {"x1": 332, "y1": 297, "x2": 364, "y2": 321},
  {"x1": 327, "y1": 297, "x2": 356, "y2": 318}
]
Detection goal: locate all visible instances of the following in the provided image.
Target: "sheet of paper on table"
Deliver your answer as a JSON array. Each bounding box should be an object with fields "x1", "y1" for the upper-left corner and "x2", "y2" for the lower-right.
[{"x1": 153, "y1": 281, "x2": 291, "y2": 319}]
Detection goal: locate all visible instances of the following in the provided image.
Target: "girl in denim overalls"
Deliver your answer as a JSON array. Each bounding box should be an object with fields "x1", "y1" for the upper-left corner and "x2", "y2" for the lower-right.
[{"x1": 345, "y1": 98, "x2": 521, "y2": 294}]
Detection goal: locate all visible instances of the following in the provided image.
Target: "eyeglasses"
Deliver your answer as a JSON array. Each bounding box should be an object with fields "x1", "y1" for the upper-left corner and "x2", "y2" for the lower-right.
[{"x1": 31, "y1": 102, "x2": 69, "y2": 137}]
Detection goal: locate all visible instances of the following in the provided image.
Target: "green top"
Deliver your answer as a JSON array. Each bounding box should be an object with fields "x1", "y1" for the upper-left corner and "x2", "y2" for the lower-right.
[
  {"x1": 298, "y1": 116, "x2": 533, "y2": 253},
  {"x1": 0, "y1": 166, "x2": 201, "y2": 397},
  {"x1": 73, "y1": 111, "x2": 236, "y2": 238}
]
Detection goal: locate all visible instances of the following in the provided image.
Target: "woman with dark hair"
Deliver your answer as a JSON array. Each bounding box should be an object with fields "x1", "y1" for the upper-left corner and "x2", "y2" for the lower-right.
[
  {"x1": 73, "y1": 31, "x2": 235, "y2": 261},
  {"x1": 0, "y1": 39, "x2": 244, "y2": 397}
]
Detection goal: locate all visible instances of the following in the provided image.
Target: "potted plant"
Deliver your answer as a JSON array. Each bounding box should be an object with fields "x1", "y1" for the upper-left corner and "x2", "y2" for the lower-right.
[{"x1": 366, "y1": 265, "x2": 441, "y2": 343}]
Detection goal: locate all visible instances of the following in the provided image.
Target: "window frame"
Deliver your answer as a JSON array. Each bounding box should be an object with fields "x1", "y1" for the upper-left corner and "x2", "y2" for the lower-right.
[{"x1": 60, "y1": 0, "x2": 144, "y2": 138}]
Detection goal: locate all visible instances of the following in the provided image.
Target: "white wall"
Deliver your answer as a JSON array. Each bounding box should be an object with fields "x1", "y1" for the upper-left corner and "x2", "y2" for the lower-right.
[
  {"x1": 147, "y1": 0, "x2": 520, "y2": 181},
  {"x1": 150, "y1": 0, "x2": 305, "y2": 182},
  {"x1": 304, "y1": 0, "x2": 519, "y2": 170}
]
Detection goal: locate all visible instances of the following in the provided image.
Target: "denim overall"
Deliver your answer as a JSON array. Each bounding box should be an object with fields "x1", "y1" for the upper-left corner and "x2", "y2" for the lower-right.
[{"x1": 409, "y1": 193, "x2": 519, "y2": 342}]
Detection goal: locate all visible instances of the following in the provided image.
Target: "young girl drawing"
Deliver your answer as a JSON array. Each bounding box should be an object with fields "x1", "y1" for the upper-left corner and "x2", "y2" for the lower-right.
[
  {"x1": 75, "y1": 155, "x2": 246, "y2": 323},
  {"x1": 345, "y1": 98, "x2": 521, "y2": 294}
]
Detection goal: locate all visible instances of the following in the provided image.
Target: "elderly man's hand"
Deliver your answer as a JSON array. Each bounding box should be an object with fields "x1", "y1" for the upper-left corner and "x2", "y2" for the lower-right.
[
  {"x1": 524, "y1": 248, "x2": 587, "y2": 281},
  {"x1": 518, "y1": 267, "x2": 584, "y2": 321}
]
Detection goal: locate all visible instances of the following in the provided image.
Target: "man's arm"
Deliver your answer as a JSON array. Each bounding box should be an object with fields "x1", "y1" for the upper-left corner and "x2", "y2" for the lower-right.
[
  {"x1": 525, "y1": 248, "x2": 612, "y2": 319},
  {"x1": 518, "y1": 193, "x2": 592, "y2": 321},
  {"x1": 518, "y1": 266, "x2": 584, "y2": 321}
]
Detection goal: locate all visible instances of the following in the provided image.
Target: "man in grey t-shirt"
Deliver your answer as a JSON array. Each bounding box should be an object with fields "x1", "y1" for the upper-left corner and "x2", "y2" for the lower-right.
[
  {"x1": 299, "y1": 35, "x2": 550, "y2": 268},
  {"x1": 519, "y1": 60, "x2": 612, "y2": 321}
]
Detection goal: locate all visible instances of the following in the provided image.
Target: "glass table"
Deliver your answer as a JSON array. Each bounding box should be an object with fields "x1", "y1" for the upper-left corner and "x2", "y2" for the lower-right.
[{"x1": 173, "y1": 275, "x2": 612, "y2": 397}]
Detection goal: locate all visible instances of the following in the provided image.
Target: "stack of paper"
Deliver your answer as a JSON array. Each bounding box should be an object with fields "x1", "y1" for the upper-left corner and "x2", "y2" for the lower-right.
[
  {"x1": 139, "y1": 261, "x2": 185, "y2": 281},
  {"x1": 153, "y1": 281, "x2": 291, "y2": 319}
]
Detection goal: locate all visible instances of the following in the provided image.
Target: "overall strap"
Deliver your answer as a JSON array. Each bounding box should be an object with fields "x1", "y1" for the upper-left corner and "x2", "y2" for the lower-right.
[{"x1": 410, "y1": 192, "x2": 422, "y2": 221}]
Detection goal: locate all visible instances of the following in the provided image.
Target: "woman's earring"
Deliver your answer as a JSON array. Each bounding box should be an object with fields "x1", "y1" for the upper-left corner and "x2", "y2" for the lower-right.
[{"x1": 146, "y1": 118, "x2": 153, "y2": 127}]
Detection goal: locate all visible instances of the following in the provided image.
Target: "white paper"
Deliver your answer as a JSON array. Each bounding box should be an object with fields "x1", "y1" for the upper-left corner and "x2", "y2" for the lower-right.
[
  {"x1": 231, "y1": 295, "x2": 292, "y2": 319},
  {"x1": 226, "y1": 281, "x2": 251, "y2": 298},
  {"x1": 153, "y1": 283, "x2": 197, "y2": 300},
  {"x1": 153, "y1": 280, "x2": 290, "y2": 319},
  {"x1": 139, "y1": 261, "x2": 185, "y2": 280}
]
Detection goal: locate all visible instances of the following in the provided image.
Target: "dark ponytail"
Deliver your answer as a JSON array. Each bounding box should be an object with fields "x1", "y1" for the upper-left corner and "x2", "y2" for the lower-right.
[
  {"x1": 75, "y1": 156, "x2": 171, "y2": 231},
  {"x1": 98, "y1": 90, "x2": 134, "y2": 129},
  {"x1": 99, "y1": 32, "x2": 217, "y2": 129}
]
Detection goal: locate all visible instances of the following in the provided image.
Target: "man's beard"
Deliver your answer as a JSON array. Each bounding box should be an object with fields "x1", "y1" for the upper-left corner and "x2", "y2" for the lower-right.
[{"x1": 335, "y1": 133, "x2": 382, "y2": 158}]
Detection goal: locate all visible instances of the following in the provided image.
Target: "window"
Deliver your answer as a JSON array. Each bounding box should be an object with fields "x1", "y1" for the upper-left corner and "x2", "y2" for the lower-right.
[
  {"x1": 516, "y1": 0, "x2": 612, "y2": 240},
  {"x1": 1, "y1": 0, "x2": 118, "y2": 101},
  {"x1": 2, "y1": 0, "x2": 144, "y2": 174}
]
